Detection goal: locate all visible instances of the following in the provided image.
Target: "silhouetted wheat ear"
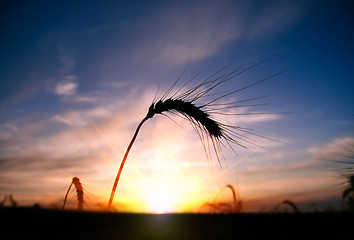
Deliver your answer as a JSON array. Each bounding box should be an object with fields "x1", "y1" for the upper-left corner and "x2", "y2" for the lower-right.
[
  {"x1": 108, "y1": 60, "x2": 287, "y2": 209},
  {"x1": 72, "y1": 177, "x2": 84, "y2": 210},
  {"x1": 63, "y1": 177, "x2": 84, "y2": 210},
  {"x1": 149, "y1": 99, "x2": 222, "y2": 137}
]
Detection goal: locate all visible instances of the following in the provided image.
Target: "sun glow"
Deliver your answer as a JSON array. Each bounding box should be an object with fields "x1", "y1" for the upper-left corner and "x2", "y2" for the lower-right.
[
  {"x1": 148, "y1": 191, "x2": 174, "y2": 214},
  {"x1": 106, "y1": 118, "x2": 226, "y2": 213}
]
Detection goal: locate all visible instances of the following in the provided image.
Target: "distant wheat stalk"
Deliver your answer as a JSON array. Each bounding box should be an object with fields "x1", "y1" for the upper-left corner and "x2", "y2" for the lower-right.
[
  {"x1": 202, "y1": 184, "x2": 242, "y2": 213},
  {"x1": 63, "y1": 177, "x2": 84, "y2": 210},
  {"x1": 108, "y1": 60, "x2": 287, "y2": 209},
  {"x1": 282, "y1": 200, "x2": 300, "y2": 213},
  {"x1": 0, "y1": 195, "x2": 6, "y2": 207},
  {"x1": 272, "y1": 199, "x2": 301, "y2": 213}
]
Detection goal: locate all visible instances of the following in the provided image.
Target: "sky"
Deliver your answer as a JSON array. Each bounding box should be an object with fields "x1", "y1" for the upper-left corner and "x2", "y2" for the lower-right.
[{"x1": 0, "y1": 0, "x2": 354, "y2": 212}]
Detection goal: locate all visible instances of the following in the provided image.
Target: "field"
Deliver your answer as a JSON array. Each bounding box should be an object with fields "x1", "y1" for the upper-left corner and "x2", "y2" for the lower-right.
[{"x1": 1, "y1": 207, "x2": 352, "y2": 239}]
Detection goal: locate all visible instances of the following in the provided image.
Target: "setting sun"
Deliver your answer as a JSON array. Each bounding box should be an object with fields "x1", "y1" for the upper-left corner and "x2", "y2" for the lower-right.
[
  {"x1": 106, "y1": 117, "x2": 217, "y2": 213},
  {"x1": 148, "y1": 191, "x2": 174, "y2": 214}
]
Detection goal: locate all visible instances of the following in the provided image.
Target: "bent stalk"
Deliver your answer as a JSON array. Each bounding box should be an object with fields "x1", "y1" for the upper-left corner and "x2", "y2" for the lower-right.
[
  {"x1": 63, "y1": 182, "x2": 73, "y2": 210},
  {"x1": 108, "y1": 115, "x2": 151, "y2": 209}
]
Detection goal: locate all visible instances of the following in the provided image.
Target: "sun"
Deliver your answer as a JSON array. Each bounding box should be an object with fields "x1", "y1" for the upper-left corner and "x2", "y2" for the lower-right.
[{"x1": 148, "y1": 191, "x2": 174, "y2": 214}]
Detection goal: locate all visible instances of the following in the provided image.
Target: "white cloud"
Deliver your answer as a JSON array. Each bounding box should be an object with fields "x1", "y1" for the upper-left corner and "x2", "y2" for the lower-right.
[
  {"x1": 209, "y1": 103, "x2": 283, "y2": 125},
  {"x1": 54, "y1": 75, "x2": 78, "y2": 96},
  {"x1": 71, "y1": 94, "x2": 99, "y2": 104},
  {"x1": 234, "y1": 113, "x2": 282, "y2": 123},
  {"x1": 50, "y1": 107, "x2": 113, "y2": 127},
  {"x1": 50, "y1": 112, "x2": 88, "y2": 127}
]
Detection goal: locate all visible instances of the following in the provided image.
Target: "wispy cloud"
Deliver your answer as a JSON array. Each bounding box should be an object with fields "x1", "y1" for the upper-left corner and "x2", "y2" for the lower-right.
[
  {"x1": 244, "y1": 0, "x2": 304, "y2": 40},
  {"x1": 234, "y1": 113, "x2": 282, "y2": 123},
  {"x1": 140, "y1": 1, "x2": 242, "y2": 66},
  {"x1": 54, "y1": 75, "x2": 78, "y2": 96},
  {"x1": 50, "y1": 111, "x2": 88, "y2": 127},
  {"x1": 308, "y1": 136, "x2": 354, "y2": 161},
  {"x1": 125, "y1": 0, "x2": 304, "y2": 69}
]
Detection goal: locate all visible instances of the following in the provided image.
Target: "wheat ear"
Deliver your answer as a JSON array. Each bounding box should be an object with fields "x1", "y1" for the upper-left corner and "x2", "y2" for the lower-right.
[{"x1": 63, "y1": 177, "x2": 84, "y2": 210}]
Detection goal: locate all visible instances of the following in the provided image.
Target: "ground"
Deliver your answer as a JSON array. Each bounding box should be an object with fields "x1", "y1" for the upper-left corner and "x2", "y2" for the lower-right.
[{"x1": 0, "y1": 207, "x2": 352, "y2": 239}]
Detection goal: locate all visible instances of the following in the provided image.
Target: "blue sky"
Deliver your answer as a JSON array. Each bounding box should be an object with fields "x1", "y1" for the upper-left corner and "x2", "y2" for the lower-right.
[{"x1": 0, "y1": 0, "x2": 353, "y2": 212}]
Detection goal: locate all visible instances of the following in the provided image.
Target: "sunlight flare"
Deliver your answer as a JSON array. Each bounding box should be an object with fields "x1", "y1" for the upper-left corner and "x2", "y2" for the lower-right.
[{"x1": 148, "y1": 191, "x2": 174, "y2": 214}]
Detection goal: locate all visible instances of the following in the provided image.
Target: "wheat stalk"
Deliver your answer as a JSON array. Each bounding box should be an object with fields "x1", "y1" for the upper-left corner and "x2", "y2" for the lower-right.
[
  {"x1": 0, "y1": 195, "x2": 7, "y2": 207},
  {"x1": 273, "y1": 199, "x2": 300, "y2": 213},
  {"x1": 282, "y1": 200, "x2": 300, "y2": 213},
  {"x1": 8, "y1": 195, "x2": 17, "y2": 207},
  {"x1": 108, "y1": 60, "x2": 286, "y2": 209},
  {"x1": 63, "y1": 177, "x2": 84, "y2": 210},
  {"x1": 201, "y1": 184, "x2": 242, "y2": 213}
]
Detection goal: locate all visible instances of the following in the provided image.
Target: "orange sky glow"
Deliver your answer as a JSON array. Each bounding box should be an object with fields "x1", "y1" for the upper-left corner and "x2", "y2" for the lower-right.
[{"x1": 10, "y1": 99, "x2": 345, "y2": 213}]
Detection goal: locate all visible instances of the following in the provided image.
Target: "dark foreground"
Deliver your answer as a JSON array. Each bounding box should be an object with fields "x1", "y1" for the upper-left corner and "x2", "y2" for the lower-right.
[{"x1": 0, "y1": 207, "x2": 352, "y2": 239}]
